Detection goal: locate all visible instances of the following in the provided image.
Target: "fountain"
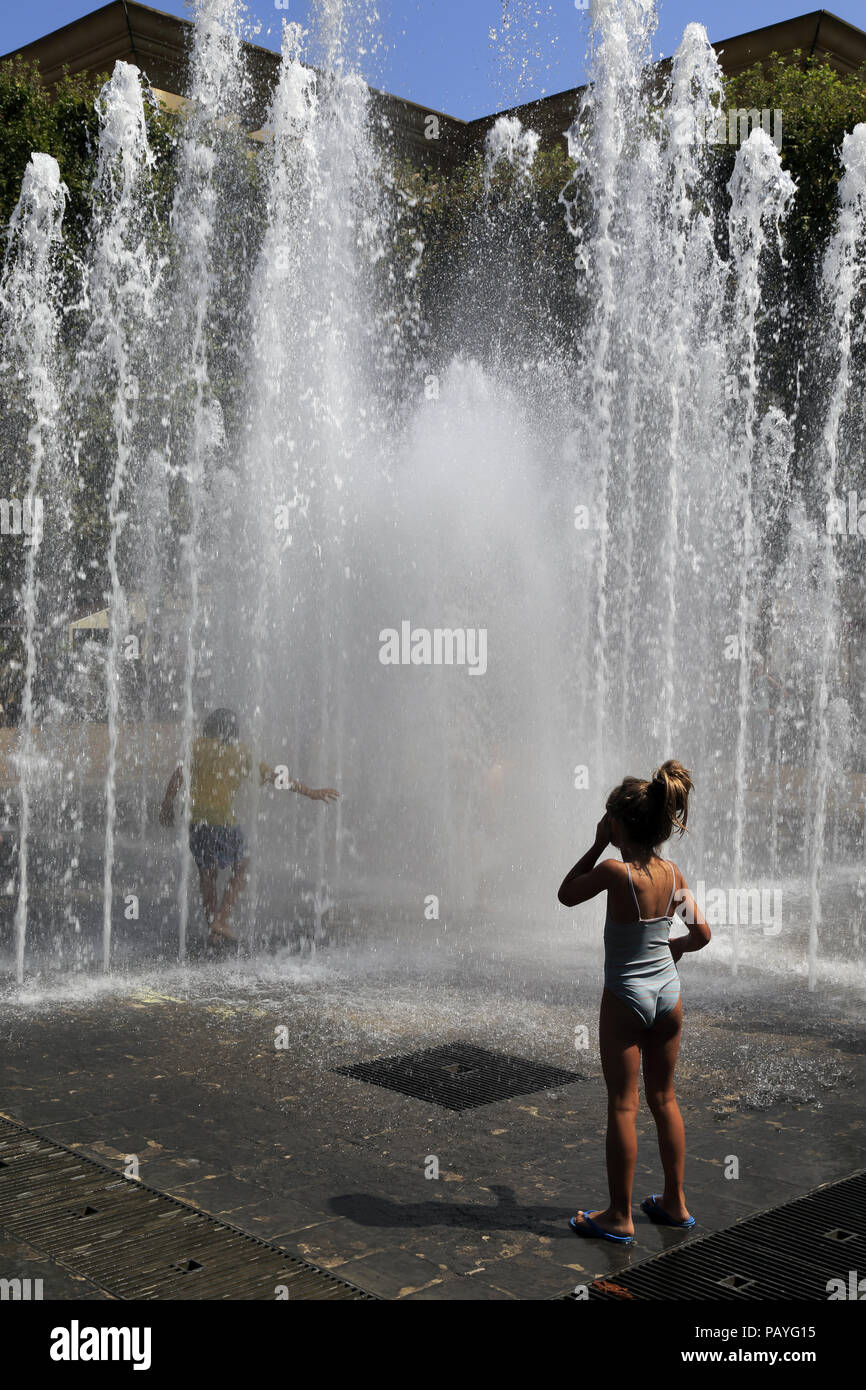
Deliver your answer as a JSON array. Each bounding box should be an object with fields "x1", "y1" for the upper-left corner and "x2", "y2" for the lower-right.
[{"x1": 0, "y1": 0, "x2": 864, "y2": 996}]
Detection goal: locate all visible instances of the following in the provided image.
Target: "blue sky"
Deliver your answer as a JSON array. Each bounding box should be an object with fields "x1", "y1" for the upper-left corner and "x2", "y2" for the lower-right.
[{"x1": 1, "y1": 1, "x2": 864, "y2": 119}]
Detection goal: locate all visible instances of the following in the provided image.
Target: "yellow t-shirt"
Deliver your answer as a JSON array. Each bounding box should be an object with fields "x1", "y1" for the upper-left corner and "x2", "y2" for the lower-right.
[{"x1": 190, "y1": 738, "x2": 270, "y2": 826}]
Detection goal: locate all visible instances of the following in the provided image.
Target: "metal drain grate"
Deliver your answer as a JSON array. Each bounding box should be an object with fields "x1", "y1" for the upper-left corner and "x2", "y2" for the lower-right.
[
  {"x1": 334, "y1": 1042, "x2": 582, "y2": 1111},
  {"x1": 557, "y1": 1168, "x2": 866, "y2": 1300},
  {"x1": 0, "y1": 1116, "x2": 375, "y2": 1300}
]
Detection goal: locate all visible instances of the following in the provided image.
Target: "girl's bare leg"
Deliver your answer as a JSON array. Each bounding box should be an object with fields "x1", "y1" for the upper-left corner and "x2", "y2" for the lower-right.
[
  {"x1": 210, "y1": 857, "x2": 250, "y2": 941},
  {"x1": 642, "y1": 995, "x2": 690, "y2": 1222},
  {"x1": 574, "y1": 987, "x2": 643, "y2": 1237}
]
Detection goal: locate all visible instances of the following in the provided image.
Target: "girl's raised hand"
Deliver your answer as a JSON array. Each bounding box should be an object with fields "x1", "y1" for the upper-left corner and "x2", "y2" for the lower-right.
[{"x1": 594, "y1": 813, "x2": 611, "y2": 848}]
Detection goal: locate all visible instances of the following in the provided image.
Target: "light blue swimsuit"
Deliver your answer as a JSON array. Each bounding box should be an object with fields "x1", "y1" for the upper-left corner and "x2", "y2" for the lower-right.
[{"x1": 603, "y1": 861, "x2": 681, "y2": 1028}]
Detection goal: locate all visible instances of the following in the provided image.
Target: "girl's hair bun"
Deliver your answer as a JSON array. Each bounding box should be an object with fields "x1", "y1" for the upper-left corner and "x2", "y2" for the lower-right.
[{"x1": 606, "y1": 759, "x2": 693, "y2": 847}]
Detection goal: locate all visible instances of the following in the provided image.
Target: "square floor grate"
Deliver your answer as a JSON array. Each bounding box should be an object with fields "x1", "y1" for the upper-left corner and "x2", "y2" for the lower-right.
[{"x1": 334, "y1": 1042, "x2": 582, "y2": 1111}]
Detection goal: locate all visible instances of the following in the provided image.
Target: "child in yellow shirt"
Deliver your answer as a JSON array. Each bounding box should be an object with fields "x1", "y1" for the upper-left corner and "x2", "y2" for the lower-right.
[{"x1": 160, "y1": 708, "x2": 338, "y2": 944}]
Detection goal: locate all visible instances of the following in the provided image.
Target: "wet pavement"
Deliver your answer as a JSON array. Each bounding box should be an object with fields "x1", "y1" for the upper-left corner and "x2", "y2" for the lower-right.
[{"x1": 1, "y1": 924, "x2": 864, "y2": 1300}]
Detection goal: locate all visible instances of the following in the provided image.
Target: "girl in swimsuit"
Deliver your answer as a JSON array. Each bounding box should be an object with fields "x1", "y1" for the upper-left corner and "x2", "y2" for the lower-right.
[{"x1": 557, "y1": 760, "x2": 710, "y2": 1243}]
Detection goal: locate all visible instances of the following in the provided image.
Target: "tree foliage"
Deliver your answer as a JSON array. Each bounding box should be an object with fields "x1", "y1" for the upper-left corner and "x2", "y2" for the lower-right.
[
  {"x1": 0, "y1": 55, "x2": 178, "y2": 261},
  {"x1": 723, "y1": 52, "x2": 866, "y2": 257}
]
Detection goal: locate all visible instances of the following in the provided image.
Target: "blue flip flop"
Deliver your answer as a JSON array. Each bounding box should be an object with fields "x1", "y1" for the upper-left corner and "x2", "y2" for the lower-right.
[
  {"x1": 570, "y1": 1212, "x2": 634, "y2": 1244},
  {"x1": 640, "y1": 1194, "x2": 695, "y2": 1228}
]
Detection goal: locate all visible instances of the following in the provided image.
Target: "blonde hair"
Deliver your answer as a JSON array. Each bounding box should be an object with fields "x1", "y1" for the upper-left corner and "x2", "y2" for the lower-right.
[{"x1": 605, "y1": 759, "x2": 693, "y2": 849}]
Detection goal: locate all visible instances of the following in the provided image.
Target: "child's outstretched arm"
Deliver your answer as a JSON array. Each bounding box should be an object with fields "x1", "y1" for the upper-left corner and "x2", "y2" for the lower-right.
[
  {"x1": 558, "y1": 814, "x2": 615, "y2": 907},
  {"x1": 297, "y1": 783, "x2": 340, "y2": 802},
  {"x1": 258, "y1": 762, "x2": 339, "y2": 802},
  {"x1": 159, "y1": 765, "x2": 183, "y2": 826}
]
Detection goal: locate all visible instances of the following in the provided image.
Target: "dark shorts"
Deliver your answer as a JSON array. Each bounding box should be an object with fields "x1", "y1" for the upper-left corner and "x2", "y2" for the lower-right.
[{"x1": 189, "y1": 822, "x2": 246, "y2": 871}]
